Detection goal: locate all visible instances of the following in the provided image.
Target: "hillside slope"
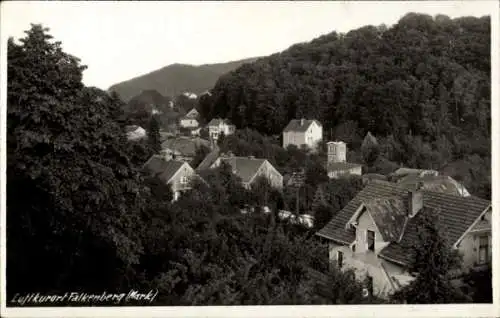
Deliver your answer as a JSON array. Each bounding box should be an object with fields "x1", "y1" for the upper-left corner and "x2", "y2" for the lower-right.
[
  {"x1": 203, "y1": 13, "x2": 490, "y2": 138},
  {"x1": 108, "y1": 57, "x2": 260, "y2": 102},
  {"x1": 199, "y1": 13, "x2": 491, "y2": 199}
]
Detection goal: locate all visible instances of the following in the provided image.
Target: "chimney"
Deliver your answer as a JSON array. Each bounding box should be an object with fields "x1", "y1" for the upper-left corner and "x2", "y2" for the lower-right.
[
  {"x1": 300, "y1": 118, "x2": 305, "y2": 126},
  {"x1": 407, "y1": 182, "x2": 424, "y2": 217}
]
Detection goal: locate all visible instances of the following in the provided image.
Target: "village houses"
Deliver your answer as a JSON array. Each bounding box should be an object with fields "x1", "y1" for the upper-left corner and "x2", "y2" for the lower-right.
[
  {"x1": 282, "y1": 118, "x2": 323, "y2": 150},
  {"x1": 179, "y1": 108, "x2": 200, "y2": 128},
  {"x1": 315, "y1": 180, "x2": 492, "y2": 299},
  {"x1": 206, "y1": 153, "x2": 283, "y2": 190},
  {"x1": 143, "y1": 155, "x2": 202, "y2": 202},
  {"x1": 326, "y1": 141, "x2": 363, "y2": 179},
  {"x1": 160, "y1": 136, "x2": 211, "y2": 162},
  {"x1": 207, "y1": 118, "x2": 236, "y2": 142}
]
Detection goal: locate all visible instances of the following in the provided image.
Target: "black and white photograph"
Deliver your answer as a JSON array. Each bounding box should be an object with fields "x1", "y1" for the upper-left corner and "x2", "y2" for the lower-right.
[{"x1": 0, "y1": 1, "x2": 498, "y2": 317}]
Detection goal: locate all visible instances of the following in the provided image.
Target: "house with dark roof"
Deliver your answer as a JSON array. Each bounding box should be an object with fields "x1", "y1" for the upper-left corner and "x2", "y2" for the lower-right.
[
  {"x1": 315, "y1": 180, "x2": 491, "y2": 298},
  {"x1": 161, "y1": 136, "x2": 211, "y2": 162},
  {"x1": 326, "y1": 141, "x2": 362, "y2": 179},
  {"x1": 195, "y1": 145, "x2": 220, "y2": 172},
  {"x1": 207, "y1": 118, "x2": 236, "y2": 141},
  {"x1": 209, "y1": 154, "x2": 283, "y2": 190},
  {"x1": 143, "y1": 155, "x2": 201, "y2": 201},
  {"x1": 282, "y1": 118, "x2": 322, "y2": 150}
]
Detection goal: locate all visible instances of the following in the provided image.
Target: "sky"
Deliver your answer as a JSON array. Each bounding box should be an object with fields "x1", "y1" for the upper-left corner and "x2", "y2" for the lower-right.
[{"x1": 1, "y1": 1, "x2": 497, "y2": 90}]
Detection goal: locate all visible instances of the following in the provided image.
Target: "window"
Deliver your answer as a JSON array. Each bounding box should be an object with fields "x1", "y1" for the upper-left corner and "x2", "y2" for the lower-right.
[
  {"x1": 337, "y1": 251, "x2": 344, "y2": 269},
  {"x1": 367, "y1": 276, "x2": 374, "y2": 296},
  {"x1": 478, "y1": 235, "x2": 489, "y2": 264},
  {"x1": 180, "y1": 176, "x2": 188, "y2": 185},
  {"x1": 367, "y1": 230, "x2": 375, "y2": 252}
]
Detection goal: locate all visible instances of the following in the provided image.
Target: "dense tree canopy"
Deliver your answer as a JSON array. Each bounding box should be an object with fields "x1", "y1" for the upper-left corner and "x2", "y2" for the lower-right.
[
  {"x1": 7, "y1": 24, "x2": 148, "y2": 293},
  {"x1": 202, "y1": 13, "x2": 491, "y2": 199}
]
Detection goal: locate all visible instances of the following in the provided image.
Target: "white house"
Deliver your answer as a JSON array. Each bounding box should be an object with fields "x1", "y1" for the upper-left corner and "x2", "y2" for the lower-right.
[
  {"x1": 282, "y1": 119, "x2": 322, "y2": 150},
  {"x1": 316, "y1": 180, "x2": 492, "y2": 299},
  {"x1": 207, "y1": 118, "x2": 236, "y2": 141},
  {"x1": 125, "y1": 125, "x2": 147, "y2": 141},
  {"x1": 179, "y1": 117, "x2": 199, "y2": 128},
  {"x1": 326, "y1": 141, "x2": 362, "y2": 179}
]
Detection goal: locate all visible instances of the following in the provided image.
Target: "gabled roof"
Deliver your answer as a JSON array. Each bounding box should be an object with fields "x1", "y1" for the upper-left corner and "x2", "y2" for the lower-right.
[
  {"x1": 219, "y1": 157, "x2": 268, "y2": 183},
  {"x1": 361, "y1": 196, "x2": 408, "y2": 242},
  {"x1": 196, "y1": 145, "x2": 220, "y2": 172},
  {"x1": 362, "y1": 173, "x2": 388, "y2": 183},
  {"x1": 161, "y1": 137, "x2": 210, "y2": 156},
  {"x1": 143, "y1": 156, "x2": 186, "y2": 183},
  {"x1": 283, "y1": 119, "x2": 321, "y2": 133},
  {"x1": 327, "y1": 162, "x2": 363, "y2": 172},
  {"x1": 207, "y1": 118, "x2": 234, "y2": 127},
  {"x1": 392, "y1": 167, "x2": 438, "y2": 178},
  {"x1": 185, "y1": 108, "x2": 200, "y2": 118},
  {"x1": 316, "y1": 180, "x2": 491, "y2": 262},
  {"x1": 397, "y1": 174, "x2": 470, "y2": 197},
  {"x1": 179, "y1": 116, "x2": 199, "y2": 122}
]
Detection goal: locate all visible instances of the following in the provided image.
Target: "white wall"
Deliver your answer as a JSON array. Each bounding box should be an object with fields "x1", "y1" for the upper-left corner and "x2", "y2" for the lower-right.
[
  {"x1": 180, "y1": 118, "x2": 199, "y2": 128},
  {"x1": 458, "y1": 209, "x2": 492, "y2": 269},
  {"x1": 328, "y1": 166, "x2": 362, "y2": 179}
]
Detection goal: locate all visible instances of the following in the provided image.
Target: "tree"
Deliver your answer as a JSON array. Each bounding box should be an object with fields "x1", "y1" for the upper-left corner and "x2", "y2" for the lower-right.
[
  {"x1": 391, "y1": 211, "x2": 471, "y2": 303},
  {"x1": 7, "y1": 24, "x2": 147, "y2": 296},
  {"x1": 148, "y1": 115, "x2": 162, "y2": 154},
  {"x1": 362, "y1": 144, "x2": 380, "y2": 167}
]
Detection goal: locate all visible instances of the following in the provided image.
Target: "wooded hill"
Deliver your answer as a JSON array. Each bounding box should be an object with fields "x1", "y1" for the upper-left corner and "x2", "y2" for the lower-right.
[
  {"x1": 199, "y1": 13, "x2": 491, "y2": 199},
  {"x1": 108, "y1": 57, "x2": 260, "y2": 102}
]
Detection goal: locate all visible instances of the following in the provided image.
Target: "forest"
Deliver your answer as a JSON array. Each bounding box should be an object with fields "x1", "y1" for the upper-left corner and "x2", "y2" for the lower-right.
[
  {"x1": 6, "y1": 13, "x2": 492, "y2": 307},
  {"x1": 199, "y1": 13, "x2": 491, "y2": 200}
]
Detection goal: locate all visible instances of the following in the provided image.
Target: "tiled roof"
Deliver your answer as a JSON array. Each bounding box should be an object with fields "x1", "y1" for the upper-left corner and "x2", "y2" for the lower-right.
[
  {"x1": 220, "y1": 157, "x2": 267, "y2": 183},
  {"x1": 362, "y1": 196, "x2": 407, "y2": 242},
  {"x1": 143, "y1": 156, "x2": 185, "y2": 183},
  {"x1": 185, "y1": 108, "x2": 199, "y2": 118},
  {"x1": 397, "y1": 175, "x2": 470, "y2": 197},
  {"x1": 392, "y1": 168, "x2": 438, "y2": 177},
  {"x1": 196, "y1": 145, "x2": 220, "y2": 172},
  {"x1": 327, "y1": 162, "x2": 363, "y2": 172},
  {"x1": 315, "y1": 180, "x2": 491, "y2": 261},
  {"x1": 362, "y1": 173, "x2": 388, "y2": 183},
  {"x1": 161, "y1": 137, "x2": 210, "y2": 156},
  {"x1": 283, "y1": 119, "x2": 321, "y2": 133},
  {"x1": 207, "y1": 118, "x2": 233, "y2": 127}
]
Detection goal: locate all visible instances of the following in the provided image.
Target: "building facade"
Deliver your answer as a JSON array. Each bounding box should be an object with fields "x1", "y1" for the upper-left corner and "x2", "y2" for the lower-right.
[
  {"x1": 316, "y1": 180, "x2": 492, "y2": 299},
  {"x1": 210, "y1": 155, "x2": 283, "y2": 190},
  {"x1": 326, "y1": 141, "x2": 362, "y2": 179},
  {"x1": 207, "y1": 118, "x2": 236, "y2": 141},
  {"x1": 282, "y1": 119, "x2": 322, "y2": 150}
]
